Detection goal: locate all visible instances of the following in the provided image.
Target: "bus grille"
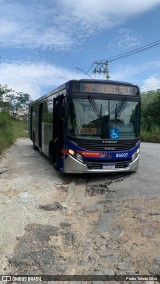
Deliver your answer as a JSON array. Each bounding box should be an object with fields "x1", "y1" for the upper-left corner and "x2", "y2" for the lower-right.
[
  {"x1": 86, "y1": 161, "x2": 130, "y2": 170},
  {"x1": 87, "y1": 163, "x2": 102, "y2": 169},
  {"x1": 70, "y1": 138, "x2": 138, "y2": 151},
  {"x1": 115, "y1": 161, "x2": 129, "y2": 168}
]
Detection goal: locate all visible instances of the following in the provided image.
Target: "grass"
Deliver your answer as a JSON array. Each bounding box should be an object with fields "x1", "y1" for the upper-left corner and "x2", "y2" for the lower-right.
[
  {"x1": 0, "y1": 110, "x2": 28, "y2": 155},
  {"x1": 12, "y1": 119, "x2": 28, "y2": 140},
  {"x1": 0, "y1": 111, "x2": 14, "y2": 154}
]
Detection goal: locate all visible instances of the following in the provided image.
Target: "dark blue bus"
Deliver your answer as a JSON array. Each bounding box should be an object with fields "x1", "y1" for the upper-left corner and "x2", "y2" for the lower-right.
[{"x1": 29, "y1": 79, "x2": 141, "y2": 173}]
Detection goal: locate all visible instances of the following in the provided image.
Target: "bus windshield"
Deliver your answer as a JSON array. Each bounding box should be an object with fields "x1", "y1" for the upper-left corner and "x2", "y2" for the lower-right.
[{"x1": 67, "y1": 97, "x2": 140, "y2": 140}]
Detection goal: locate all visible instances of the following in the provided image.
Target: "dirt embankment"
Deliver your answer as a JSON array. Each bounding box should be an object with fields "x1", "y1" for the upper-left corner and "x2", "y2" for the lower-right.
[{"x1": 0, "y1": 138, "x2": 160, "y2": 283}]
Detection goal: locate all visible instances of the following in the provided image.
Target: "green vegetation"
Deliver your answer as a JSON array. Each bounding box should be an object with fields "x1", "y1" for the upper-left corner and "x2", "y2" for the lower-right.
[
  {"x1": 12, "y1": 118, "x2": 28, "y2": 140},
  {"x1": 0, "y1": 110, "x2": 28, "y2": 154},
  {"x1": 141, "y1": 90, "x2": 160, "y2": 143},
  {"x1": 0, "y1": 84, "x2": 31, "y2": 114},
  {"x1": 141, "y1": 127, "x2": 160, "y2": 143},
  {"x1": 0, "y1": 83, "x2": 31, "y2": 155},
  {"x1": 0, "y1": 110, "x2": 14, "y2": 154}
]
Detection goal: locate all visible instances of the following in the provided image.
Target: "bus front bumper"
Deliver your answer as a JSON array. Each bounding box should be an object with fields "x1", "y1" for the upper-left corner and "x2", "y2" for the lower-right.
[{"x1": 64, "y1": 155, "x2": 139, "y2": 174}]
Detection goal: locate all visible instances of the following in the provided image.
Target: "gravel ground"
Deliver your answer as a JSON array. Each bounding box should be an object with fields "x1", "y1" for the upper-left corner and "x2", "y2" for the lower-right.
[{"x1": 0, "y1": 138, "x2": 160, "y2": 284}]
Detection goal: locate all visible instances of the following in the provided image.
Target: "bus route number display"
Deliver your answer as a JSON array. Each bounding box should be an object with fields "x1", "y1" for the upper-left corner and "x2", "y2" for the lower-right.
[{"x1": 72, "y1": 82, "x2": 138, "y2": 96}]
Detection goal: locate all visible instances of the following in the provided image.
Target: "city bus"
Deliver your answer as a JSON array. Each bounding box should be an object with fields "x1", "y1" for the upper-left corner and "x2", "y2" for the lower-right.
[{"x1": 28, "y1": 79, "x2": 141, "y2": 173}]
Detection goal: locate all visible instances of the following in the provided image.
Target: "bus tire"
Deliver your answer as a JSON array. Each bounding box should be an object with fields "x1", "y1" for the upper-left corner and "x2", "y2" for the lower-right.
[
  {"x1": 49, "y1": 142, "x2": 54, "y2": 164},
  {"x1": 33, "y1": 133, "x2": 38, "y2": 151},
  {"x1": 54, "y1": 163, "x2": 60, "y2": 171}
]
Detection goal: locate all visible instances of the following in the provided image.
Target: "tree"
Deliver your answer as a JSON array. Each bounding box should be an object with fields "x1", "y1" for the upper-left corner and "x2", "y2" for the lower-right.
[
  {"x1": 0, "y1": 83, "x2": 32, "y2": 116},
  {"x1": 0, "y1": 84, "x2": 13, "y2": 109},
  {"x1": 146, "y1": 95, "x2": 160, "y2": 123},
  {"x1": 15, "y1": 92, "x2": 32, "y2": 110},
  {"x1": 141, "y1": 90, "x2": 160, "y2": 131}
]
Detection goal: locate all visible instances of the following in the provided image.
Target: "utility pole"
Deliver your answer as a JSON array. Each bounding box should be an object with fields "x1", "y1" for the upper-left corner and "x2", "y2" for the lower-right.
[{"x1": 93, "y1": 60, "x2": 110, "y2": 79}]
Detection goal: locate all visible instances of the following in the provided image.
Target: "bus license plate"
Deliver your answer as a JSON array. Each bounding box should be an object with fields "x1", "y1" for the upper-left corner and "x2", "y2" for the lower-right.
[{"x1": 103, "y1": 164, "x2": 115, "y2": 170}]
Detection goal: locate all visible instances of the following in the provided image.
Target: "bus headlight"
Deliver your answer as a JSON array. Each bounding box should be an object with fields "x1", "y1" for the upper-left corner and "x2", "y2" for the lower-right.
[
  {"x1": 132, "y1": 148, "x2": 140, "y2": 162},
  {"x1": 68, "y1": 149, "x2": 83, "y2": 162},
  {"x1": 68, "y1": 149, "x2": 75, "y2": 156}
]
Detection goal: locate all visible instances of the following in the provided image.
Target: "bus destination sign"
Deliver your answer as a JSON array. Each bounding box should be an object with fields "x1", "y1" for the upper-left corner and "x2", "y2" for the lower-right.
[{"x1": 72, "y1": 82, "x2": 138, "y2": 96}]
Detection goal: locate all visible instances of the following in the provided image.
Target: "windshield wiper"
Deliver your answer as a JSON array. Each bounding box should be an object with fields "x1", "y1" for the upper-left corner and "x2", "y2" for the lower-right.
[
  {"x1": 115, "y1": 99, "x2": 127, "y2": 120},
  {"x1": 88, "y1": 96, "x2": 102, "y2": 119},
  {"x1": 88, "y1": 96, "x2": 109, "y2": 138}
]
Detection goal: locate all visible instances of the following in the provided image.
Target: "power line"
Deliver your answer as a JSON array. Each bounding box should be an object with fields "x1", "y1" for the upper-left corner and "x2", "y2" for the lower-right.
[
  {"x1": 76, "y1": 66, "x2": 93, "y2": 79},
  {"x1": 92, "y1": 39, "x2": 160, "y2": 79},
  {"x1": 82, "y1": 64, "x2": 94, "y2": 79},
  {"x1": 105, "y1": 39, "x2": 160, "y2": 62}
]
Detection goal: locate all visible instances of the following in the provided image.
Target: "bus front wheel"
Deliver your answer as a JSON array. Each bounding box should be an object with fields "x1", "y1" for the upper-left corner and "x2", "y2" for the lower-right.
[
  {"x1": 49, "y1": 142, "x2": 54, "y2": 164},
  {"x1": 33, "y1": 133, "x2": 38, "y2": 150}
]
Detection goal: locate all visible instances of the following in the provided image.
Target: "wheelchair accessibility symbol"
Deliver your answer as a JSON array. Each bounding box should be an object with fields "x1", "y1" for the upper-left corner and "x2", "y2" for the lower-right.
[{"x1": 110, "y1": 128, "x2": 119, "y2": 139}]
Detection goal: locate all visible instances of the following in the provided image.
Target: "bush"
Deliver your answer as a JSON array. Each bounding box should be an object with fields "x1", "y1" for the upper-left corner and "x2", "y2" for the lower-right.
[
  {"x1": 141, "y1": 126, "x2": 160, "y2": 143},
  {"x1": 0, "y1": 110, "x2": 13, "y2": 128},
  {"x1": 0, "y1": 110, "x2": 14, "y2": 154},
  {"x1": 12, "y1": 119, "x2": 28, "y2": 140}
]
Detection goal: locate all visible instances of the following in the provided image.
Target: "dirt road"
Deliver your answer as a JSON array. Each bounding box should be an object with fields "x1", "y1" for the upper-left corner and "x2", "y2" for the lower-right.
[{"x1": 0, "y1": 138, "x2": 160, "y2": 283}]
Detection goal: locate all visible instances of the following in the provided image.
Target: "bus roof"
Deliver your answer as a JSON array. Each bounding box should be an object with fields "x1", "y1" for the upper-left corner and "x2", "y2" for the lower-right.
[{"x1": 30, "y1": 79, "x2": 139, "y2": 104}]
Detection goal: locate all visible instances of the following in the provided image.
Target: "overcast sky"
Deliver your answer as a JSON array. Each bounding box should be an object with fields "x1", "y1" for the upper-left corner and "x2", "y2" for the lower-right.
[{"x1": 0, "y1": 0, "x2": 160, "y2": 99}]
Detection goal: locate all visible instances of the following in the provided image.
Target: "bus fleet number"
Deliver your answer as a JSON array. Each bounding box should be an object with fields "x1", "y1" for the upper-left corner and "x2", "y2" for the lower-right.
[{"x1": 116, "y1": 153, "x2": 128, "y2": 158}]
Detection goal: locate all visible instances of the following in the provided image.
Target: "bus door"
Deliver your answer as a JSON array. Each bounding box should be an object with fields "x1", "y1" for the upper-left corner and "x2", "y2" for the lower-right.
[
  {"x1": 38, "y1": 103, "x2": 43, "y2": 148},
  {"x1": 53, "y1": 95, "x2": 65, "y2": 166},
  {"x1": 29, "y1": 106, "x2": 33, "y2": 140}
]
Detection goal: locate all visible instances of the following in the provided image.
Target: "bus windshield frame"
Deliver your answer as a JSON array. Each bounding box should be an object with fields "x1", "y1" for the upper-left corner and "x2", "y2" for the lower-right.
[{"x1": 67, "y1": 94, "x2": 140, "y2": 141}]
